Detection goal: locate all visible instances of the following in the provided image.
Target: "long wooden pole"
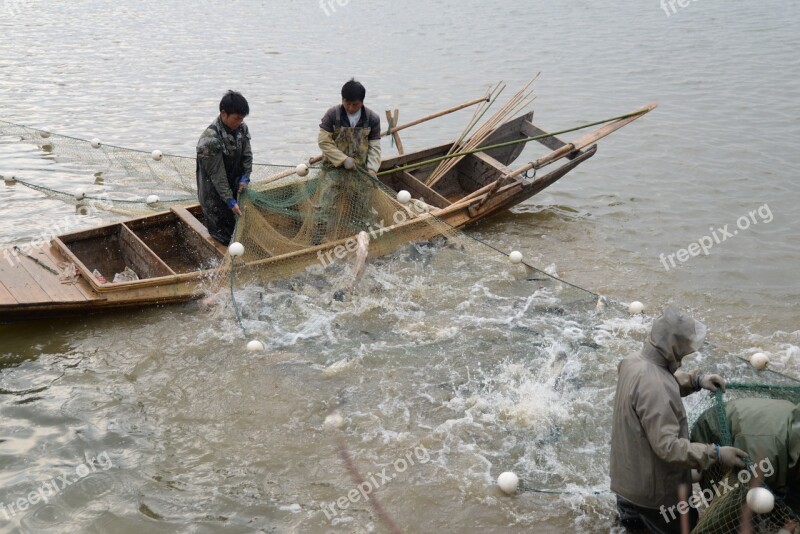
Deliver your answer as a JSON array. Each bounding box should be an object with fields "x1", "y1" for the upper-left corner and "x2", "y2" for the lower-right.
[
  {"x1": 498, "y1": 102, "x2": 658, "y2": 180},
  {"x1": 385, "y1": 109, "x2": 404, "y2": 154},
  {"x1": 447, "y1": 103, "x2": 656, "y2": 210},
  {"x1": 380, "y1": 103, "x2": 657, "y2": 177},
  {"x1": 379, "y1": 95, "x2": 491, "y2": 136}
]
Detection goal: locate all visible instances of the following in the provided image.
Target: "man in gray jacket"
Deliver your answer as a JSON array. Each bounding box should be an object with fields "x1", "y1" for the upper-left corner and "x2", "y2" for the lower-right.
[{"x1": 610, "y1": 305, "x2": 748, "y2": 533}]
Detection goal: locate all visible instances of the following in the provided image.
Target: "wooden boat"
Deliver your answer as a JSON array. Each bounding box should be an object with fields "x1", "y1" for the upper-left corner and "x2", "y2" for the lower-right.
[{"x1": 0, "y1": 105, "x2": 654, "y2": 321}]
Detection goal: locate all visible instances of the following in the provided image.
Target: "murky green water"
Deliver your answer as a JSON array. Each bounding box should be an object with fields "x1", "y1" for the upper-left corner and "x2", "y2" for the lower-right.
[{"x1": 0, "y1": 1, "x2": 798, "y2": 532}]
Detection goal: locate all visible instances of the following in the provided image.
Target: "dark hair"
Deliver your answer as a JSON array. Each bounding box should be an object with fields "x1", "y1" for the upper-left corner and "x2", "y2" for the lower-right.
[
  {"x1": 341, "y1": 79, "x2": 366, "y2": 102},
  {"x1": 219, "y1": 90, "x2": 250, "y2": 116}
]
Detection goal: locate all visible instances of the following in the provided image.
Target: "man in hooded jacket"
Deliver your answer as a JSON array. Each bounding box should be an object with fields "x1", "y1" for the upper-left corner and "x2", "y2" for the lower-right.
[{"x1": 610, "y1": 305, "x2": 748, "y2": 534}]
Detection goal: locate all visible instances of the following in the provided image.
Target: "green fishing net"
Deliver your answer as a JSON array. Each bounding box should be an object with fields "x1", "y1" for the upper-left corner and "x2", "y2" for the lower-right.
[{"x1": 689, "y1": 373, "x2": 800, "y2": 534}]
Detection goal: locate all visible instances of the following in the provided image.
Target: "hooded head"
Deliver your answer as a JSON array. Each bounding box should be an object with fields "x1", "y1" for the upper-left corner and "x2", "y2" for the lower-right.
[{"x1": 645, "y1": 305, "x2": 707, "y2": 373}]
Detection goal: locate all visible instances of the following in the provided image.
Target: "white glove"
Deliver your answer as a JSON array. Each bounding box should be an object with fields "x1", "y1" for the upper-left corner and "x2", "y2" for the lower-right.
[{"x1": 343, "y1": 157, "x2": 355, "y2": 170}]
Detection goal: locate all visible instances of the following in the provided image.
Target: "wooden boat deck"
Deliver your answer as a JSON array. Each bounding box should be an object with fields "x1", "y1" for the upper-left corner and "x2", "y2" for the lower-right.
[
  {"x1": 0, "y1": 243, "x2": 101, "y2": 310},
  {"x1": 0, "y1": 205, "x2": 224, "y2": 320}
]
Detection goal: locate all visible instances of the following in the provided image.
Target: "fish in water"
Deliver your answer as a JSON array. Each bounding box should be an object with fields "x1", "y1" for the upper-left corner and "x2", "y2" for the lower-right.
[
  {"x1": 331, "y1": 231, "x2": 371, "y2": 301},
  {"x1": 352, "y1": 231, "x2": 369, "y2": 285}
]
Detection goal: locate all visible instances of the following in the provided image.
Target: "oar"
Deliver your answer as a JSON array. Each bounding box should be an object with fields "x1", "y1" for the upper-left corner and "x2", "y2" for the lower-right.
[{"x1": 379, "y1": 94, "x2": 491, "y2": 137}]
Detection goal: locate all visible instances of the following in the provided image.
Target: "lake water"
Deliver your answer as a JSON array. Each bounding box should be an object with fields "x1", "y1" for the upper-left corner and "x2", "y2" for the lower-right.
[{"x1": 0, "y1": 0, "x2": 798, "y2": 532}]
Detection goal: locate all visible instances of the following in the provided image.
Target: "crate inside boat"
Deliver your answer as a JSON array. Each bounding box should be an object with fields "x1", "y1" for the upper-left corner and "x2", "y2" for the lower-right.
[
  {"x1": 58, "y1": 223, "x2": 174, "y2": 282},
  {"x1": 126, "y1": 212, "x2": 222, "y2": 274},
  {"x1": 55, "y1": 209, "x2": 223, "y2": 287}
]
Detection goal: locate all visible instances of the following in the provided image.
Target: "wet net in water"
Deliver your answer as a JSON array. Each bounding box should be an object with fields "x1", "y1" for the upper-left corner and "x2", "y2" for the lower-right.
[
  {"x1": 689, "y1": 369, "x2": 800, "y2": 534},
  {"x1": 209, "y1": 163, "x2": 601, "y2": 335}
]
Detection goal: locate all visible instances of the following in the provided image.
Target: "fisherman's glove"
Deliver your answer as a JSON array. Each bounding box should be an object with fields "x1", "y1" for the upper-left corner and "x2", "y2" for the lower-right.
[
  {"x1": 227, "y1": 199, "x2": 239, "y2": 210},
  {"x1": 238, "y1": 175, "x2": 250, "y2": 192},
  {"x1": 717, "y1": 445, "x2": 748, "y2": 469},
  {"x1": 343, "y1": 157, "x2": 355, "y2": 170},
  {"x1": 697, "y1": 373, "x2": 726, "y2": 393}
]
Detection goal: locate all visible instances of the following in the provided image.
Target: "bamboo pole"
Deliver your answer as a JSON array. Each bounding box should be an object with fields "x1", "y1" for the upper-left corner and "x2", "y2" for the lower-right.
[
  {"x1": 449, "y1": 82, "x2": 504, "y2": 150},
  {"x1": 380, "y1": 103, "x2": 657, "y2": 178},
  {"x1": 446, "y1": 103, "x2": 657, "y2": 211},
  {"x1": 425, "y1": 75, "x2": 539, "y2": 187},
  {"x1": 421, "y1": 84, "x2": 504, "y2": 185}
]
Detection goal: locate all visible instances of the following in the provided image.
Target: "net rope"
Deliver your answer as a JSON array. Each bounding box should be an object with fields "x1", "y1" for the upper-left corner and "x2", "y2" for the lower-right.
[
  {"x1": 0, "y1": 119, "x2": 303, "y2": 215},
  {"x1": 2, "y1": 106, "x2": 650, "y2": 215}
]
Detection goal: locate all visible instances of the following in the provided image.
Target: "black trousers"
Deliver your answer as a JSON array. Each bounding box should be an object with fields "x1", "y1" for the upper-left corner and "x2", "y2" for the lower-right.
[
  {"x1": 202, "y1": 198, "x2": 236, "y2": 245},
  {"x1": 616, "y1": 495, "x2": 698, "y2": 534}
]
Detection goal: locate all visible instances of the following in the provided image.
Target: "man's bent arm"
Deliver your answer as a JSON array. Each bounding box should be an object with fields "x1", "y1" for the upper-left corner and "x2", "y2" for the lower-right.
[
  {"x1": 674, "y1": 369, "x2": 703, "y2": 397},
  {"x1": 318, "y1": 129, "x2": 349, "y2": 167},
  {"x1": 366, "y1": 140, "x2": 381, "y2": 173},
  {"x1": 634, "y1": 375, "x2": 717, "y2": 469}
]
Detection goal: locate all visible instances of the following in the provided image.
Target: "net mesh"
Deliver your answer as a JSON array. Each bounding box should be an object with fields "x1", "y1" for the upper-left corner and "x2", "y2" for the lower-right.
[
  {"x1": 0, "y1": 119, "x2": 300, "y2": 215},
  {"x1": 689, "y1": 375, "x2": 800, "y2": 534},
  {"x1": 209, "y1": 163, "x2": 600, "y2": 334},
  {"x1": 223, "y1": 167, "x2": 442, "y2": 279}
]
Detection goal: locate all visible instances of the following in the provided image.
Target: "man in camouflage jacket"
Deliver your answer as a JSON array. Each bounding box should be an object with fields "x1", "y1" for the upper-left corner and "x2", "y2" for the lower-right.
[{"x1": 196, "y1": 90, "x2": 253, "y2": 245}]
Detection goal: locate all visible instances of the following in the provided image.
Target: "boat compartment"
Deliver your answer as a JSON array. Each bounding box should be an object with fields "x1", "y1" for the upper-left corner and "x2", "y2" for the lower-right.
[
  {"x1": 186, "y1": 204, "x2": 206, "y2": 225},
  {"x1": 126, "y1": 213, "x2": 223, "y2": 274},
  {"x1": 59, "y1": 223, "x2": 174, "y2": 282}
]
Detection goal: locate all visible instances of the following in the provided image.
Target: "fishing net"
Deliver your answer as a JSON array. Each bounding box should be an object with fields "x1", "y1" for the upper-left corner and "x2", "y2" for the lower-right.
[
  {"x1": 208, "y1": 161, "x2": 602, "y2": 335},
  {"x1": 688, "y1": 372, "x2": 800, "y2": 534},
  {"x1": 0, "y1": 119, "x2": 299, "y2": 215},
  {"x1": 0, "y1": 115, "x2": 608, "y2": 310},
  {"x1": 223, "y1": 167, "x2": 439, "y2": 277}
]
